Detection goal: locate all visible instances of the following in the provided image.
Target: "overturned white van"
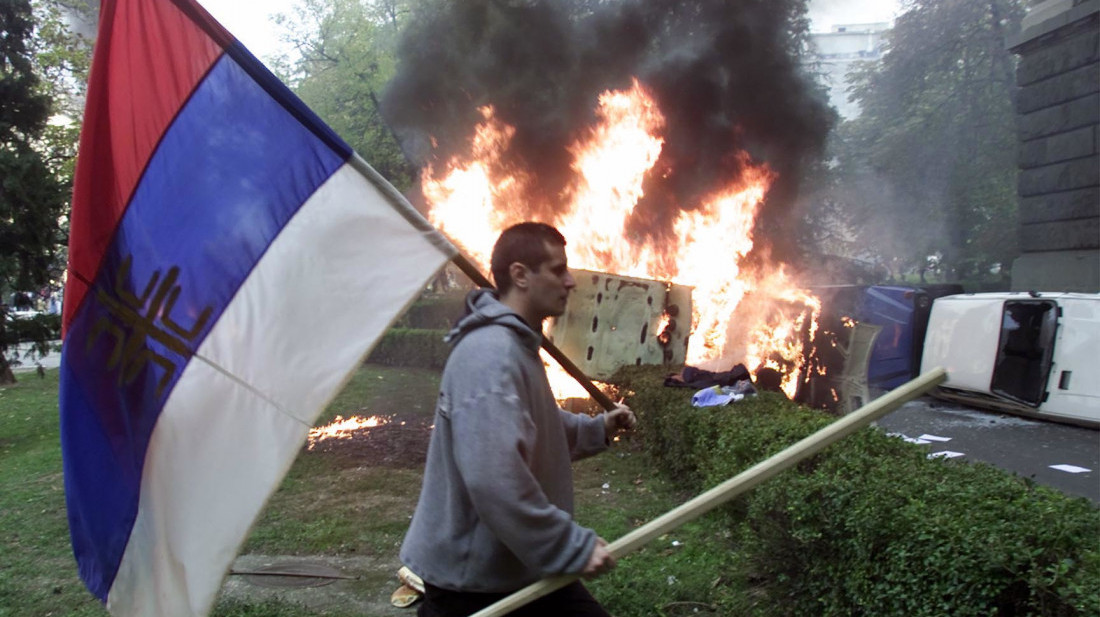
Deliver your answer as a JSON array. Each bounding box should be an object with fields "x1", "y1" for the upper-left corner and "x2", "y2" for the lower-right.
[{"x1": 920, "y1": 292, "x2": 1100, "y2": 428}]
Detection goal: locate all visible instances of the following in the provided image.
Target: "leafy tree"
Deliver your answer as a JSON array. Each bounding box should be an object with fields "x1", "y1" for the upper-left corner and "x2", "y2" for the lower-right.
[
  {"x1": 274, "y1": 0, "x2": 416, "y2": 188},
  {"x1": 29, "y1": 0, "x2": 92, "y2": 190},
  {"x1": 822, "y1": 0, "x2": 1025, "y2": 284},
  {"x1": 0, "y1": 0, "x2": 88, "y2": 382}
]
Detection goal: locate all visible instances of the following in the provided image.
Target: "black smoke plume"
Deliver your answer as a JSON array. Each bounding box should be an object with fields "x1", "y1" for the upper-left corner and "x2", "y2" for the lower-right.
[{"x1": 382, "y1": 0, "x2": 835, "y2": 261}]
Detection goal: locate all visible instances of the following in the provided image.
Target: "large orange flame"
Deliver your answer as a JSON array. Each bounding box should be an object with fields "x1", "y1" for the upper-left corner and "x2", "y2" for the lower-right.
[{"x1": 423, "y1": 79, "x2": 818, "y2": 398}]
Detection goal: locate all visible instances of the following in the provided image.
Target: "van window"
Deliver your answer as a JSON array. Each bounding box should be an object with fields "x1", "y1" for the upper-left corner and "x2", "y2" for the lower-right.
[{"x1": 990, "y1": 301, "x2": 1057, "y2": 406}]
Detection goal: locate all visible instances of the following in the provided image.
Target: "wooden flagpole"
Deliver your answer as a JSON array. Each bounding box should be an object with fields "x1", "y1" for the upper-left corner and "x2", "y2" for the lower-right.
[{"x1": 468, "y1": 367, "x2": 948, "y2": 617}]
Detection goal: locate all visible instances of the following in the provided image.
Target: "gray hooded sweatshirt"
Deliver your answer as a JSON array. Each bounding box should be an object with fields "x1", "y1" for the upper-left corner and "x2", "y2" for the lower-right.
[{"x1": 399, "y1": 289, "x2": 608, "y2": 593}]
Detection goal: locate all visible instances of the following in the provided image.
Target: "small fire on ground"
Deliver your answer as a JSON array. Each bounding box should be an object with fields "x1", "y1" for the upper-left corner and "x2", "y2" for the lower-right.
[
  {"x1": 424, "y1": 79, "x2": 820, "y2": 398},
  {"x1": 308, "y1": 415, "x2": 389, "y2": 450}
]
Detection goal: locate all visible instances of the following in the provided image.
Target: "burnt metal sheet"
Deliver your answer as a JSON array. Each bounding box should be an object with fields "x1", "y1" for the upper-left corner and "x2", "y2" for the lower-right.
[{"x1": 550, "y1": 269, "x2": 691, "y2": 380}]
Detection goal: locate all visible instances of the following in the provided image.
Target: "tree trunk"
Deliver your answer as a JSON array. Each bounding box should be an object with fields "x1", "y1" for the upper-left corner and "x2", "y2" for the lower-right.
[{"x1": 0, "y1": 355, "x2": 16, "y2": 386}]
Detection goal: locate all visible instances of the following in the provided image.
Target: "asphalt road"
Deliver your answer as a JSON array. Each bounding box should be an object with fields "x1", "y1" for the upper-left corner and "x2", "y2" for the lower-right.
[{"x1": 877, "y1": 396, "x2": 1100, "y2": 504}]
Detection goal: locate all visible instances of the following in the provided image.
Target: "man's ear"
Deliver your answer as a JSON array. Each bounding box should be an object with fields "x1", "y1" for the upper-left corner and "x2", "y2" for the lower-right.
[{"x1": 509, "y1": 262, "x2": 529, "y2": 290}]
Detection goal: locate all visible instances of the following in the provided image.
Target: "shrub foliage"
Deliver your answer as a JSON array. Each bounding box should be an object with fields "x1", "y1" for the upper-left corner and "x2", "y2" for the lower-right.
[
  {"x1": 394, "y1": 295, "x2": 467, "y2": 330},
  {"x1": 366, "y1": 328, "x2": 450, "y2": 370},
  {"x1": 611, "y1": 366, "x2": 1100, "y2": 616}
]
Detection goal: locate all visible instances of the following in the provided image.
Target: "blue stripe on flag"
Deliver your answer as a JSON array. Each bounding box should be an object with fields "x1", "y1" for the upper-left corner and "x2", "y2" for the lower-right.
[
  {"x1": 224, "y1": 41, "x2": 352, "y2": 161},
  {"x1": 61, "y1": 51, "x2": 349, "y2": 601}
]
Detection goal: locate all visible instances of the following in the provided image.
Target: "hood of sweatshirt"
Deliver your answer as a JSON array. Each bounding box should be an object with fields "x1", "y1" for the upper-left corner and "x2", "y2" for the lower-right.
[{"x1": 444, "y1": 288, "x2": 541, "y2": 351}]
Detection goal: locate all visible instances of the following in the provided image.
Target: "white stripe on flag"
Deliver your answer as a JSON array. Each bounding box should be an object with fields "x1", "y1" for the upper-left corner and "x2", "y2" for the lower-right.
[
  {"x1": 199, "y1": 163, "x2": 454, "y2": 422},
  {"x1": 107, "y1": 163, "x2": 454, "y2": 615}
]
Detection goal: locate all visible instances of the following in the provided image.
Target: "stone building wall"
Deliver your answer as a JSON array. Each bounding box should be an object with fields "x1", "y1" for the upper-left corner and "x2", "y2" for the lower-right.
[{"x1": 1008, "y1": 0, "x2": 1099, "y2": 292}]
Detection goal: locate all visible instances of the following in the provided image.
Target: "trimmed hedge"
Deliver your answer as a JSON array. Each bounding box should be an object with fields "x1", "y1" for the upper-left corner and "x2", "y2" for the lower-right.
[
  {"x1": 366, "y1": 328, "x2": 451, "y2": 370},
  {"x1": 395, "y1": 295, "x2": 467, "y2": 329},
  {"x1": 367, "y1": 294, "x2": 465, "y2": 369},
  {"x1": 611, "y1": 366, "x2": 1100, "y2": 617}
]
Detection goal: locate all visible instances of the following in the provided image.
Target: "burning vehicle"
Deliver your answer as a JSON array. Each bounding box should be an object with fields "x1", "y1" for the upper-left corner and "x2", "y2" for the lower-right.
[
  {"x1": 417, "y1": 86, "x2": 822, "y2": 399},
  {"x1": 378, "y1": 1, "x2": 838, "y2": 400},
  {"x1": 800, "y1": 284, "x2": 964, "y2": 408}
]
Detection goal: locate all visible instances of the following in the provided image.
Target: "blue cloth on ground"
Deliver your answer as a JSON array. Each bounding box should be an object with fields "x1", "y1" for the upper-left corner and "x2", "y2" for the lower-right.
[{"x1": 691, "y1": 379, "x2": 757, "y2": 407}]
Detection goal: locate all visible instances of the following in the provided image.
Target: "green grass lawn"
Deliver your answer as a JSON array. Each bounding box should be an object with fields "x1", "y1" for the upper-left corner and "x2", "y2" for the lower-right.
[
  {"x1": 1, "y1": 366, "x2": 745, "y2": 616},
  {"x1": 0, "y1": 369, "x2": 104, "y2": 617}
]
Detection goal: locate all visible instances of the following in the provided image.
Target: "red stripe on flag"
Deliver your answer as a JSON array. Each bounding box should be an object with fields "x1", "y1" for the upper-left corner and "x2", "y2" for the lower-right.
[{"x1": 64, "y1": 0, "x2": 232, "y2": 335}]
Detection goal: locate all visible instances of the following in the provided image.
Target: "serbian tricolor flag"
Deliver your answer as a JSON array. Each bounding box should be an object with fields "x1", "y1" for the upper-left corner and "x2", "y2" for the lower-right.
[{"x1": 59, "y1": 0, "x2": 455, "y2": 614}]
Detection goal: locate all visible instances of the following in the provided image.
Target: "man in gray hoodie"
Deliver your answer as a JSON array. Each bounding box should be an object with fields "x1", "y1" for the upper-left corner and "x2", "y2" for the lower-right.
[{"x1": 400, "y1": 222, "x2": 636, "y2": 617}]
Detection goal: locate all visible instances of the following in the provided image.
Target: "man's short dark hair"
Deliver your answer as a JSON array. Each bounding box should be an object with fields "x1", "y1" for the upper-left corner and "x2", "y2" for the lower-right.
[{"x1": 491, "y1": 222, "x2": 567, "y2": 294}]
